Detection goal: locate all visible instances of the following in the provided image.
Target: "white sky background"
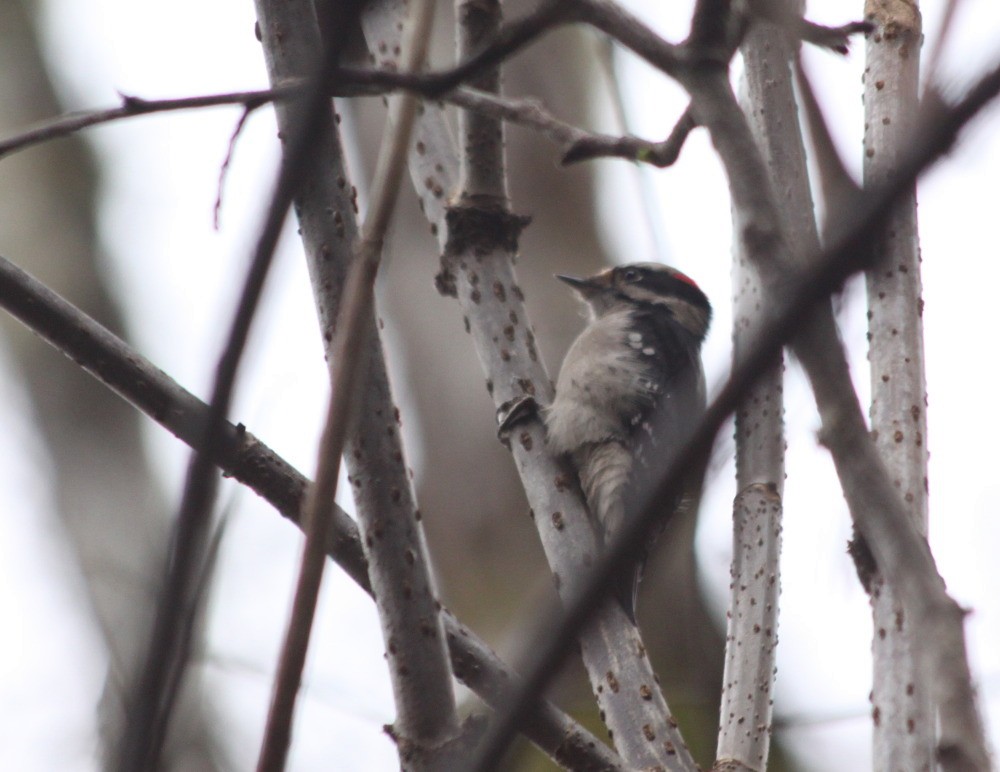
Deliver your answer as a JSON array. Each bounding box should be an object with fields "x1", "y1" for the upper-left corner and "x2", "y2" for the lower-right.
[{"x1": 1, "y1": 0, "x2": 998, "y2": 770}]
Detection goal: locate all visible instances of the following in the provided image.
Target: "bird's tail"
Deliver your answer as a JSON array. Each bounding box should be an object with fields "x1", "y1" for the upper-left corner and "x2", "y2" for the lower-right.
[{"x1": 613, "y1": 560, "x2": 641, "y2": 624}]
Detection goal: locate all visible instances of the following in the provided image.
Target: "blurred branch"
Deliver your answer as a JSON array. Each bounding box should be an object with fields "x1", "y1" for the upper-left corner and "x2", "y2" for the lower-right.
[
  {"x1": 0, "y1": 84, "x2": 695, "y2": 169},
  {"x1": 254, "y1": 0, "x2": 461, "y2": 766},
  {"x1": 923, "y1": 0, "x2": 960, "y2": 90},
  {"x1": 0, "y1": 2, "x2": 225, "y2": 765},
  {"x1": 0, "y1": 89, "x2": 286, "y2": 160},
  {"x1": 590, "y1": 32, "x2": 673, "y2": 253},
  {"x1": 677, "y1": 7, "x2": 991, "y2": 769},
  {"x1": 471, "y1": 38, "x2": 1000, "y2": 770},
  {"x1": 118, "y1": 32, "x2": 347, "y2": 769},
  {"x1": 749, "y1": 0, "x2": 872, "y2": 55},
  {"x1": 254, "y1": 0, "x2": 455, "y2": 765},
  {"x1": 793, "y1": 60, "x2": 859, "y2": 219},
  {"x1": 0, "y1": 250, "x2": 623, "y2": 771}
]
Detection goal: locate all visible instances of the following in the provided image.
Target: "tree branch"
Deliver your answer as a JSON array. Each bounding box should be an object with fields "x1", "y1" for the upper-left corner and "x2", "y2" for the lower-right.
[
  {"x1": 677, "y1": 17, "x2": 991, "y2": 771},
  {"x1": 470, "y1": 47, "x2": 1000, "y2": 770},
  {"x1": 714, "y1": 13, "x2": 804, "y2": 767},
  {"x1": 360, "y1": 1, "x2": 699, "y2": 768},
  {"x1": 117, "y1": 24, "x2": 348, "y2": 768},
  {"x1": 255, "y1": 0, "x2": 461, "y2": 765},
  {"x1": 560, "y1": 104, "x2": 696, "y2": 166},
  {"x1": 1, "y1": 81, "x2": 700, "y2": 173},
  {"x1": 0, "y1": 249, "x2": 623, "y2": 771},
  {"x1": 254, "y1": 0, "x2": 454, "y2": 765},
  {"x1": 0, "y1": 88, "x2": 286, "y2": 160},
  {"x1": 862, "y1": 2, "x2": 934, "y2": 766}
]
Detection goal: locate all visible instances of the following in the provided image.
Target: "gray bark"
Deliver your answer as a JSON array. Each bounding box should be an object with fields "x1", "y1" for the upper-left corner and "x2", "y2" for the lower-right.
[{"x1": 863, "y1": 2, "x2": 934, "y2": 768}]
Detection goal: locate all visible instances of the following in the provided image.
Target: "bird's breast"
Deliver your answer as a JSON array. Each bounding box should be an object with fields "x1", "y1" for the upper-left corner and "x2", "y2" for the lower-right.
[{"x1": 546, "y1": 311, "x2": 659, "y2": 453}]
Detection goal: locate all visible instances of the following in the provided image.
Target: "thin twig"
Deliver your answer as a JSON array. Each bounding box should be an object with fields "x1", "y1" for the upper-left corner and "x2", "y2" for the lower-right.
[
  {"x1": 2, "y1": 80, "x2": 695, "y2": 174},
  {"x1": 0, "y1": 88, "x2": 289, "y2": 160},
  {"x1": 590, "y1": 32, "x2": 672, "y2": 254},
  {"x1": 793, "y1": 59, "x2": 859, "y2": 221},
  {"x1": 255, "y1": 256, "x2": 375, "y2": 772},
  {"x1": 562, "y1": 105, "x2": 696, "y2": 165},
  {"x1": 213, "y1": 106, "x2": 256, "y2": 230},
  {"x1": 923, "y1": 0, "x2": 962, "y2": 91},
  {"x1": 748, "y1": 1, "x2": 873, "y2": 55},
  {"x1": 345, "y1": 0, "x2": 577, "y2": 97}
]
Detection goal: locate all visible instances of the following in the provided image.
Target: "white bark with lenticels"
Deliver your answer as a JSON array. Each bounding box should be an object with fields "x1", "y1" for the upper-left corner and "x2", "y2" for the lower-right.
[{"x1": 863, "y1": 3, "x2": 935, "y2": 770}]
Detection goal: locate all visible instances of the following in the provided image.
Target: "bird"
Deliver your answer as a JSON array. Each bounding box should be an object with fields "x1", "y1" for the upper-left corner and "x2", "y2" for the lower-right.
[{"x1": 545, "y1": 262, "x2": 712, "y2": 623}]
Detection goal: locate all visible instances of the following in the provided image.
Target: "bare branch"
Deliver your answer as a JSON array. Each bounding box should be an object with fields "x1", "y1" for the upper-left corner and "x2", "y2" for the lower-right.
[
  {"x1": 352, "y1": 0, "x2": 578, "y2": 97},
  {"x1": 677, "y1": 19, "x2": 993, "y2": 772},
  {"x1": 1, "y1": 81, "x2": 698, "y2": 185},
  {"x1": 862, "y1": 3, "x2": 935, "y2": 767},
  {"x1": 716, "y1": 484, "x2": 782, "y2": 771},
  {"x1": 923, "y1": 0, "x2": 960, "y2": 89},
  {"x1": 715, "y1": 14, "x2": 806, "y2": 767},
  {"x1": 0, "y1": 249, "x2": 623, "y2": 771},
  {"x1": 455, "y1": 0, "x2": 506, "y2": 201},
  {"x1": 471, "y1": 46, "x2": 1000, "y2": 772},
  {"x1": 0, "y1": 88, "x2": 285, "y2": 160},
  {"x1": 561, "y1": 105, "x2": 696, "y2": 166},
  {"x1": 793, "y1": 60, "x2": 859, "y2": 220},
  {"x1": 117, "y1": 31, "x2": 347, "y2": 771},
  {"x1": 0, "y1": 0, "x2": 872, "y2": 173},
  {"x1": 212, "y1": 106, "x2": 254, "y2": 230},
  {"x1": 255, "y1": 0, "x2": 450, "y2": 765},
  {"x1": 748, "y1": 1, "x2": 873, "y2": 55},
  {"x1": 255, "y1": 0, "x2": 461, "y2": 765}
]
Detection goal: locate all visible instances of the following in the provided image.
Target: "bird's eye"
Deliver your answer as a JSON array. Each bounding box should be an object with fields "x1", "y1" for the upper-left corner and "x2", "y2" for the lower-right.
[{"x1": 620, "y1": 268, "x2": 641, "y2": 283}]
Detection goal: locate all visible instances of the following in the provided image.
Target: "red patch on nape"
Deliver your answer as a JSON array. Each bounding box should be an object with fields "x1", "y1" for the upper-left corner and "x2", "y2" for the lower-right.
[{"x1": 672, "y1": 270, "x2": 700, "y2": 289}]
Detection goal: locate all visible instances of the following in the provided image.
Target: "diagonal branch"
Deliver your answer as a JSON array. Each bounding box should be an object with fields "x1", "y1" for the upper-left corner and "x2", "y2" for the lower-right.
[
  {"x1": 0, "y1": 89, "x2": 287, "y2": 160},
  {"x1": 0, "y1": 249, "x2": 624, "y2": 771},
  {"x1": 559, "y1": 104, "x2": 696, "y2": 166},
  {"x1": 678, "y1": 28, "x2": 992, "y2": 772},
  {"x1": 254, "y1": 0, "x2": 452, "y2": 765},
  {"x1": 117, "y1": 22, "x2": 349, "y2": 766},
  {"x1": 255, "y1": 0, "x2": 461, "y2": 765},
  {"x1": 469, "y1": 47, "x2": 1000, "y2": 769}
]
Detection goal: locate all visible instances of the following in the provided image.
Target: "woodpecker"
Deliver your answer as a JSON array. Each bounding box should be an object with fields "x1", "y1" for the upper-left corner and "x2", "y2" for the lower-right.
[{"x1": 545, "y1": 262, "x2": 712, "y2": 622}]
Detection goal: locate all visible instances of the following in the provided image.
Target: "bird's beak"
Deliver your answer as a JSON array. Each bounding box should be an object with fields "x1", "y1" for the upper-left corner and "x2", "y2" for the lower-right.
[{"x1": 555, "y1": 270, "x2": 612, "y2": 297}]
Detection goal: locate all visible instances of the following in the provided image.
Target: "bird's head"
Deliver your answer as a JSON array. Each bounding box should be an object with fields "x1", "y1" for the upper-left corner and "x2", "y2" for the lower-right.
[{"x1": 556, "y1": 262, "x2": 712, "y2": 342}]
